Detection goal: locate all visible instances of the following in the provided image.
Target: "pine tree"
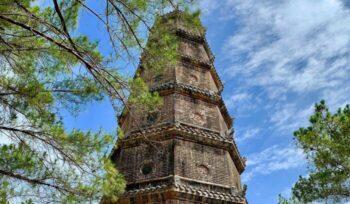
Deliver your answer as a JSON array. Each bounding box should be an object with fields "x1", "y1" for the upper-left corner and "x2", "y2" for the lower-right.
[
  {"x1": 280, "y1": 100, "x2": 350, "y2": 203},
  {"x1": 0, "y1": 0, "x2": 199, "y2": 202}
]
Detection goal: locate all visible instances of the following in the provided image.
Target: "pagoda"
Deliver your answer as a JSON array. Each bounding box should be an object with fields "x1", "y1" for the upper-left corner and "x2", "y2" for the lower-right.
[{"x1": 110, "y1": 10, "x2": 247, "y2": 204}]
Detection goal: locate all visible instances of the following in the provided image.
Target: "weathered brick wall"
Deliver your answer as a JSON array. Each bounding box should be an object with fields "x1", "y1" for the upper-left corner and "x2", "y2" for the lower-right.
[
  {"x1": 115, "y1": 140, "x2": 174, "y2": 183},
  {"x1": 115, "y1": 11, "x2": 246, "y2": 204},
  {"x1": 179, "y1": 39, "x2": 210, "y2": 62},
  {"x1": 140, "y1": 65, "x2": 175, "y2": 89},
  {"x1": 215, "y1": 106, "x2": 229, "y2": 136},
  {"x1": 121, "y1": 93, "x2": 228, "y2": 135},
  {"x1": 140, "y1": 41, "x2": 217, "y2": 93},
  {"x1": 176, "y1": 62, "x2": 218, "y2": 92},
  {"x1": 174, "y1": 94, "x2": 220, "y2": 131},
  {"x1": 226, "y1": 151, "x2": 243, "y2": 191},
  {"x1": 121, "y1": 94, "x2": 175, "y2": 135},
  {"x1": 174, "y1": 139, "x2": 241, "y2": 188}
]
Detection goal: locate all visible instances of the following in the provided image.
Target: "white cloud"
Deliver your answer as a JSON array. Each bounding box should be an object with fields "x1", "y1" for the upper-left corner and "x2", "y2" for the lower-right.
[
  {"x1": 224, "y1": 91, "x2": 260, "y2": 117},
  {"x1": 197, "y1": 0, "x2": 222, "y2": 15},
  {"x1": 236, "y1": 128, "x2": 260, "y2": 143},
  {"x1": 199, "y1": 0, "x2": 350, "y2": 200},
  {"x1": 322, "y1": 86, "x2": 350, "y2": 112},
  {"x1": 224, "y1": 0, "x2": 350, "y2": 95},
  {"x1": 225, "y1": 92, "x2": 251, "y2": 108},
  {"x1": 230, "y1": 92, "x2": 251, "y2": 103},
  {"x1": 213, "y1": 0, "x2": 350, "y2": 131},
  {"x1": 242, "y1": 145, "x2": 306, "y2": 182},
  {"x1": 269, "y1": 103, "x2": 314, "y2": 133}
]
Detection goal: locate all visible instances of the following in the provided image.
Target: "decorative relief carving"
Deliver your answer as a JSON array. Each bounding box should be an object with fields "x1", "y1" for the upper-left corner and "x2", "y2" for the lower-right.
[
  {"x1": 197, "y1": 164, "x2": 209, "y2": 176},
  {"x1": 190, "y1": 110, "x2": 205, "y2": 125},
  {"x1": 189, "y1": 73, "x2": 199, "y2": 85}
]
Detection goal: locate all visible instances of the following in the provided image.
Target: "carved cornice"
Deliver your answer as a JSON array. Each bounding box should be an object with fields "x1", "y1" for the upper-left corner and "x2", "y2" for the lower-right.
[
  {"x1": 175, "y1": 28, "x2": 204, "y2": 43},
  {"x1": 117, "y1": 122, "x2": 245, "y2": 173},
  {"x1": 119, "y1": 175, "x2": 246, "y2": 203},
  {"x1": 150, "y1": 81, "x2": 220, "y2": 101},
  {"x1": 180, "y1": 54, "x2": 211, "y2": 68},
  {"x1": 124, "y1": 122, "x2": 229, "y2": 141},
  {"x1": 174, "y1": 176, "x2": 246, "y2": 203},
  {"x1": 174, "y1": 122, "x2": 231, "y2": 142}
]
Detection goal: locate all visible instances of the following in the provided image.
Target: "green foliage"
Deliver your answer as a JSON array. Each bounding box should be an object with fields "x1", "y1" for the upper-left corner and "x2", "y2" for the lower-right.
[
  {"x1": 290, "y1": 100, "x2": 350, "y2": 203},
  {"x1": 128, "y1": 77, "x2": 162, "y2": 113},
  {"x1": 1, "y1": 1, "x2": 113, "y2": 200},
  {"x1": 1, "y1": 0, "x2": 197, "y2": 202},
  {"x1": 140, "y1": 13, "x2": 179, "y2": 74},
  {"x1": 101, "y1": 158, "x2": 126, "y2": 202},
  {"x1": 181, "y1": 9, "x2": 205, "y2": 34}
]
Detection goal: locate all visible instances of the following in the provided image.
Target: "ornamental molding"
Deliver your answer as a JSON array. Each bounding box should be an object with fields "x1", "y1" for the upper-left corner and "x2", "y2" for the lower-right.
[
  {"x1": 119, "y1": 175, "x2": 246, "y2": 203},
  {"x1": 114, "y1": 122, "x2": 245, "y2": 173}
]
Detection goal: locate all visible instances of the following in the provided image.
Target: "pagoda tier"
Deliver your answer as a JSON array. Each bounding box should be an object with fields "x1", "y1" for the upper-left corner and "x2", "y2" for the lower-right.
[{"x1": 110, "y1": 10, "x2": 247, "y2": 204}]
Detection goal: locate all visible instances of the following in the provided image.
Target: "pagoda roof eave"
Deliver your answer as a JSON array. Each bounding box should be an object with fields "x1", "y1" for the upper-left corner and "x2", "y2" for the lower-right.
[{"x1": 114, "y1": 122, "x2": 246, "y2": 173}]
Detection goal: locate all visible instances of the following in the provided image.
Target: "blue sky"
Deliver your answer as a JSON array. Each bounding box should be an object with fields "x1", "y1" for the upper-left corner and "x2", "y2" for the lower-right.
[{"x1": 63, "y1": 0, "x2": 350, "y2": 203}]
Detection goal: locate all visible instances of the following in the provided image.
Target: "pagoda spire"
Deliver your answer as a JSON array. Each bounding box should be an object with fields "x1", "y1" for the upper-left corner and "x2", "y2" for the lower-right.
[{"x1": 108, "y1": 10, "x2": 247, "y2": 204}]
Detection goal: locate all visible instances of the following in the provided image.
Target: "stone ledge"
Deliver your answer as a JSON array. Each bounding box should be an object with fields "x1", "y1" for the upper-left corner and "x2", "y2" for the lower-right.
[
  {"x1": 120, "y1": 175, "x2": 246, "y2": 203},
  {"x1": 124, "y1": 122, "x2": 230, "y2": 142},
  {"x1": 150, "y1": 81, "x2": 220, "y2": 102},
  {"x1": 118, "y1": 122, "x2": 245, "y2": 173}
]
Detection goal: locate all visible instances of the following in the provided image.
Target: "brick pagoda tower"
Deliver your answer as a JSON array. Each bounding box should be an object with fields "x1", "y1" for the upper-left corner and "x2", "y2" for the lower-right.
[{"x1": 111, "y1": 10, "x2": 247, "y2": 204}]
